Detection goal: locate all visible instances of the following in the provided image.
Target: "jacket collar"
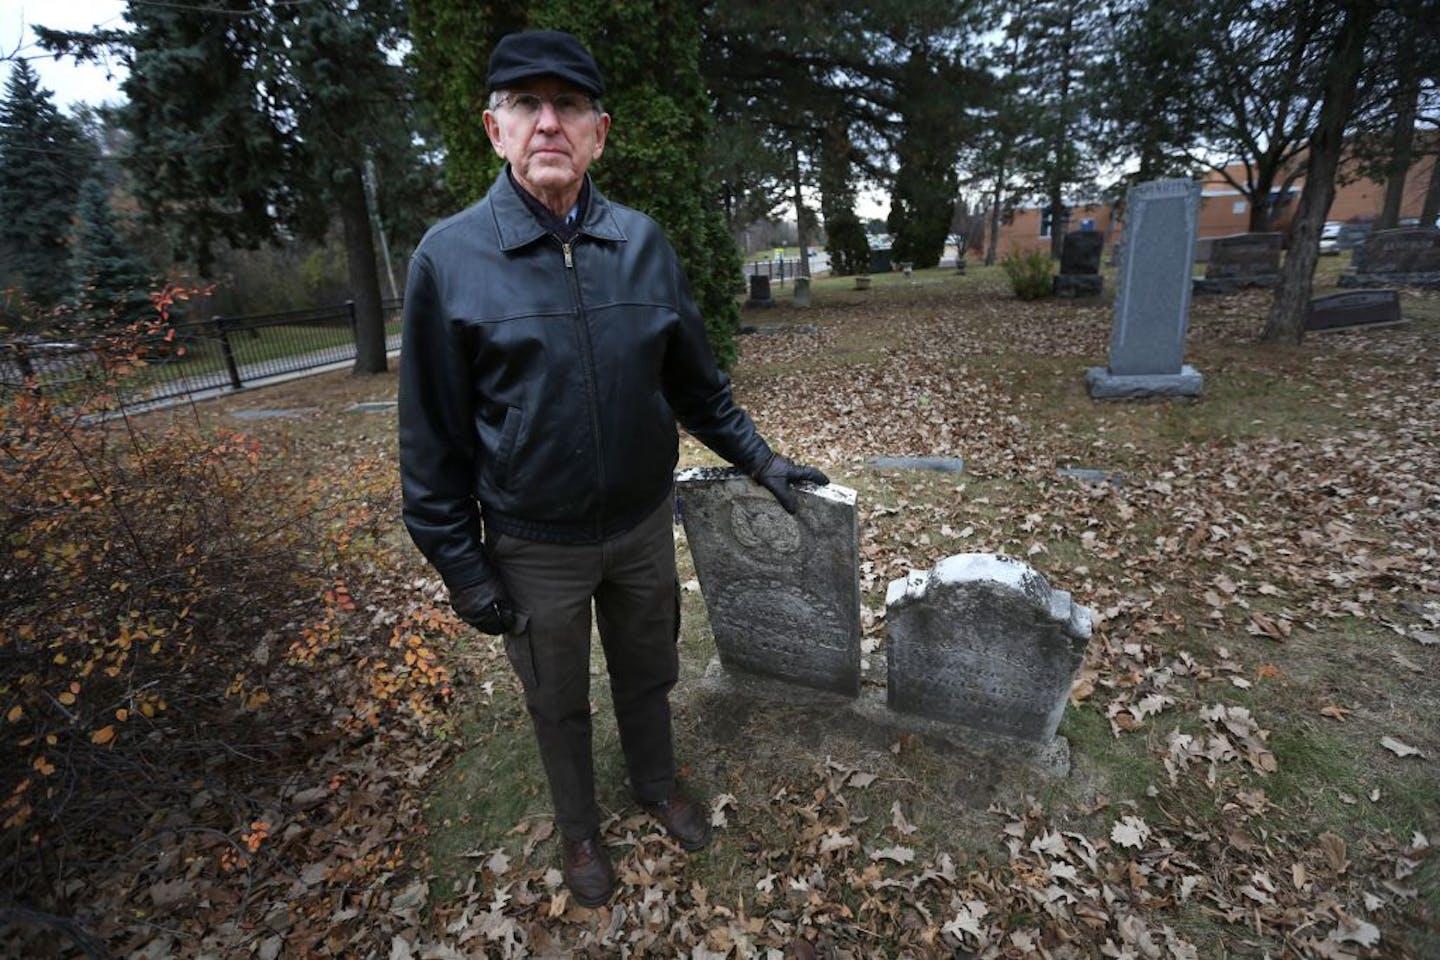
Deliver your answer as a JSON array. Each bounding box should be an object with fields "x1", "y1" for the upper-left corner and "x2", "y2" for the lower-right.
[{"x1": 487, "y1": 165, "x2": 626, "y2": 251}]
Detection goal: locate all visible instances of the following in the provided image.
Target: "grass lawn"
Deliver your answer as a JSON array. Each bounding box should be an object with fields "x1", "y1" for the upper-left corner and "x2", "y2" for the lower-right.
[{"x1": 165, "y1": 258, "x2": 1437, "y2": 957}]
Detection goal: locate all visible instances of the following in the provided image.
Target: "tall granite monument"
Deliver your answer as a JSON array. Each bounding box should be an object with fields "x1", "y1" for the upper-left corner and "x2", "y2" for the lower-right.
[{"x1": 1085, "y1": 179, "x2": 1204, "y2": 398}]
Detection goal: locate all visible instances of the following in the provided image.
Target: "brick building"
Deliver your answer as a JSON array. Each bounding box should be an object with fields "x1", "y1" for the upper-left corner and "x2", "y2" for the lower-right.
[{"x1": 989, "y1": 151, "x2": 1439, "y2": 256}]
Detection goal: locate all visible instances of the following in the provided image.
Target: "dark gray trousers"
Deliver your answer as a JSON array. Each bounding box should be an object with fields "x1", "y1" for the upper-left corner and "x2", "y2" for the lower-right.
[{"x1": 487, "y1": 498, "x2": 680, "y2": 841}]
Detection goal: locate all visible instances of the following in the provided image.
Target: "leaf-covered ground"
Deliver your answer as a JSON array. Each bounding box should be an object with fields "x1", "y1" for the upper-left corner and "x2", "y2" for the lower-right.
[{"x1": 16, "y1": 262, "x2": 1435, "y2": 958}]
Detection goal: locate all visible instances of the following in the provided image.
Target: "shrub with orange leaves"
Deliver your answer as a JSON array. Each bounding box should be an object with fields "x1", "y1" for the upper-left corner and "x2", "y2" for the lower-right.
[{"x1": 0, "y1": 296, "x2": 453, "y2": 921}]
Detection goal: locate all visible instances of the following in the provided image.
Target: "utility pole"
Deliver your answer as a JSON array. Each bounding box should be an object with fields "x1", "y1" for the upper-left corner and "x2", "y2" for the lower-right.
[{"x1": 363, "y1": 154, "x2": 399, "y2": 301}]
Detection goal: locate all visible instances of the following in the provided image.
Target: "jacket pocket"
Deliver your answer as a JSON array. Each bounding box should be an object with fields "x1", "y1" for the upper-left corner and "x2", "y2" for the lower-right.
[{"x1": 494, "y1": 405, "x2": 523, "y2": 489}]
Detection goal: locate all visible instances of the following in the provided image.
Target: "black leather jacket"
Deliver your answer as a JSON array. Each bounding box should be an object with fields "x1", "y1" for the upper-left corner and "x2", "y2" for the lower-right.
[{"x1": 398, "y1": 169, "x2": 772, "y2": 590}]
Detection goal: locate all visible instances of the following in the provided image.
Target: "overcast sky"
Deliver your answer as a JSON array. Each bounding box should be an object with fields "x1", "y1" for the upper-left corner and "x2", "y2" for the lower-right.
[{"x1": 1, "y1": 0, "x2": 127, "y2": 108}]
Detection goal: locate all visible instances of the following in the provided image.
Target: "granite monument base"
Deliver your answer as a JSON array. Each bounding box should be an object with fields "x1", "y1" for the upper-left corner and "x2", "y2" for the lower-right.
[
  {"x1": 1338, "y1": 272, "x2": 1440, "y2": 289},
  {"x1": 1192, "y1": 275, "x2": 1279, "y2": 295},
  {"x1": 1085, "y1": 364, "x2": 1203, "y2": 399},
  {"x1": 1053, "y1": 274, "x2": 1104, "y2": 298},
  {"x1": 693, "y1": 656, "x2": 1072, "y2": 778}
]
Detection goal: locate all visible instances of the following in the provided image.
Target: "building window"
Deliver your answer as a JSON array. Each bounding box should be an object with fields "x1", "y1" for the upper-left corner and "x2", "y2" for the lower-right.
[{"x1": 1232, "y1": 200, "x2": 1247, "y2": 215}]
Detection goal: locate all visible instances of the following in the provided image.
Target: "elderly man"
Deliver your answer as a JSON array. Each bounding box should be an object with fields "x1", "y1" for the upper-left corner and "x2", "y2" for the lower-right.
[{"x1": 397, "y1": 30, "x2": 827, "y2": 907}]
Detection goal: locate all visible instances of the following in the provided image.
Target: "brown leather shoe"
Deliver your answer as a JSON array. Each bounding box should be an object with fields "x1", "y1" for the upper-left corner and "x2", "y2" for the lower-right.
[
  {"x1": 561, "y1": 834, "x2": 615, "y2": 907},
  {"x1": 637, "y1": 790, "x2": 712, "y2": 851}
]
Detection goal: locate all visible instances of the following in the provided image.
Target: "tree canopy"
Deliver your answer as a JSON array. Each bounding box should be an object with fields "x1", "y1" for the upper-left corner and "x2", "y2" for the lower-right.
[{"x1": 40, "y1": 0, "x2": 434, "y2": 372}]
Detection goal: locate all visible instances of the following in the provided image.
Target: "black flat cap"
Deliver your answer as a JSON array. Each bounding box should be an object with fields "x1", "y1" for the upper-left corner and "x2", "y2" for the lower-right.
[{"x1": 488, "y1": 30, "x2": 604, "y2": 97}]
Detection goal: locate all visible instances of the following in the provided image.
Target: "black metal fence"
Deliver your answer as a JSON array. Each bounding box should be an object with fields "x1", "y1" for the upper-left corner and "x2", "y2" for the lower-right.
[{"x1": 0, "y1": 298, "x2": 403, "y2": 408}]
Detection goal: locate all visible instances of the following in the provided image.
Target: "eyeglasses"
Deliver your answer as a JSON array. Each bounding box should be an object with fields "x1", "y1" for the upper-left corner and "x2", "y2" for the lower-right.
[{"x1": 499, "y1": 92, "x2": 597, "y2": 122}]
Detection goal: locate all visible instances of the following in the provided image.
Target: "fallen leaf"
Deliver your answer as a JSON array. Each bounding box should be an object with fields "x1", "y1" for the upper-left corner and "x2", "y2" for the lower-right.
[
  {"x1": 848, "y1": 771, "x2": 878, "y2": 789},
  {"x1": 1329, "y1": 917, "x2": 1380, "y2": 948},
  {"x1": 1110, "y1": 816, "x2": 1150, "y2": 849},
  {"x1": 869, "y1": 845, "x2": 915, "y2": 864},
  {"x1": 1380, "y1": 736, "x2": 1423, "y2": 758},
  {"x1": 1319, "y1": 832, "x2": 1348, "y2": 875},
  {"x1": 1319, "y1": 705, "x2": 1351, "y2": 720}
]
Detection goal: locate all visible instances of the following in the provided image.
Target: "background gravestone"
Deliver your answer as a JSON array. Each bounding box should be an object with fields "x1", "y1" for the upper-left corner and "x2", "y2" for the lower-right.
[
  {"x1": 1085, "y1": 178, "x2": 1203, "y2": 398},
  {"x1": 1052, "y1": 230, "x2": 1104, "y2": 298},
  {"x1": 746, "y1": 274, "x2": 775, "y2": 308},
  {"x1": 1339, "y1": 227, "x2": 1440, "y2": 288},
  {"x1": 1193, "y1": 233, "x2": 1282, "y2": 294},
  {"x1": 886, "y1": 554, "x2": 1092, "y2": 743},
  {"x1": 1305, "y1": 290, "x2": 1404, "y2": 332},
  {"x1": 676, "y1": 467, "x2": 860, "y2": 696}
]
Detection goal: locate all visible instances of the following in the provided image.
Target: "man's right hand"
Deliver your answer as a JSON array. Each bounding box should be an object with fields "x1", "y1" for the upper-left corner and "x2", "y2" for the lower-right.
[{"x1": 450, "y1": 572, "x2": 516, "y2": 635}]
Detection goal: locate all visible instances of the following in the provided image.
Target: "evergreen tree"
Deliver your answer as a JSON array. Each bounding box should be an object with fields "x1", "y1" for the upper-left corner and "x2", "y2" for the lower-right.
[
  {"x1": 72, "y1": 177, "x2": 153, "y2": 329},
  {"x1": 40, "y1": 0, "x2": 425, "y2": 374},
  {"x1": 819, "y1": 118, "x2": 870, "y2": 276},
  {"x1": 0, "y1": 62, "x2": 94, "y2": 309},
  {"x1": 1005, "y1": 0, "x2": 1107, "y2": 257},
  {"x1": 410, "y1": 0, "x2": 744, "y2": 367},
  {"x1": 887, "y1": 43, "x2": 971, "y2": 268},
  {"x1": 1092, "y1": 0, "x2": 1206, "y2": 185}
]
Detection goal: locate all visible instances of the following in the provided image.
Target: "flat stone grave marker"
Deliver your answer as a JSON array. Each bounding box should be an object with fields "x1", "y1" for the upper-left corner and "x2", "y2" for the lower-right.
[
  {"x1": 867, "y1": 455, "x2": 965, "y2": 473},
  {"x1": 348, "y1": 401, "x2": 398, "y2": 413},
  {"x1": 1056, "y1": 466, "x2": 1124, "y2": 487},
  {"x1": 676, "y1": 467, "x2": 860, "y2": 696},
  {"x1": 886, "y1": 553, "x2": 1092, "y2": 743},
  {"x1": 1193, "y1": 232, "x2": 1281, "y2": 294},
  {"x1": 1340, "y1": 227, "x2": 1440, "y2": 288},
  {"x1": 1085, "y1": 178, "x2": 1203, "y2": 398},
  {"x1": 1305, "y1": 290, "x2": 1404, "y2": 332},
  {"x1": 228, "y1": 407, "x2": 319, "y2": 421}
]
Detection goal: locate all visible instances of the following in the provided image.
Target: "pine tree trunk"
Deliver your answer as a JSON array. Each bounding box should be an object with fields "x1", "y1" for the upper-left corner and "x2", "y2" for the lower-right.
[
  {"x1": 1377, "y1": 76, "x2": 1419, "y2": 229},
  {"x1": 1420, "y1": 153, "x2": 1440, "y2": 225},
  {"x1": 1263, "y1": 2, "x2": 1379, "y2": 344},
  {"x1": 986, "y1": 182, "x2": 1001, "y2": 266},
  {"x1": 1247, "y1": 165, "x2": 1277, "y2": 232},
  {"x1": 338, "y1": 164, "x2": 387, "y2": 374}
]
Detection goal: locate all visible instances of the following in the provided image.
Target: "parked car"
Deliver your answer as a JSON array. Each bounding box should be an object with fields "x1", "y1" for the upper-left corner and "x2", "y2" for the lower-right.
[{"x1": 1318, "y1": 221, "x2": 1342, "y2": 255}]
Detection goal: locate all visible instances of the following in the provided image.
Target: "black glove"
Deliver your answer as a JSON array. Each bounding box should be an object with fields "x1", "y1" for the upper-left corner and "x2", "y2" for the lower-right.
[
  {"x1": 449, "y1": 569, "x2": 515, "y2": 635},
  {"x1": 753, "y1": 452, "x2": 830, "y2": 514}
]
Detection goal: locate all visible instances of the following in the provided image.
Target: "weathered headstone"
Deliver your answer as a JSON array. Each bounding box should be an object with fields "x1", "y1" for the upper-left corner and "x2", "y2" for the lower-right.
[
  {"x1": 854, "y1": 276, "x2": 872, "y2": 291},
  {"x1": 1085, "y1": 178, "x2": 1204, "y2": 398},
  {"x1": 886, "y1": 554, "x2": 1092, "y2": 743},
  {"x1": 348, "y1": 401, "x2": 398, "y2": 413},
  {"x1": 1193, "y1": 232, "x2": 1282, "y2": 294},
  {"x1": 1339, "y1": 227, "x2": 1440, "y2": 288},
  {"x1": 1305, "y1": 290, "x2": 1404, "y2": 332},
  {"x1": 745, "y1": 274, "x2": 775, "y2": 308},
  {"x1": 793, "y1": 276, "x2": 812, "y2": 307},
  {"x1": 676, "y1": 467, "x2": 860, "y2": 696},
  {"x1": 1053, "y1": 230, "x2": 1104, "y2": 297},
  {"x1": 1059, "y1": 230, "x2": 1103, "y2": 274},
  {"x1": 955, "y1": 257, "x2": 967, "y2": 275}
]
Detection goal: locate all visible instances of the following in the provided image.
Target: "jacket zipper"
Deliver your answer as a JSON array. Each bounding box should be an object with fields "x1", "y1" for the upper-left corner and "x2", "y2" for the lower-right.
[{"x1": 561, "y1": 237, "x2": 606, "y2": 540}]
